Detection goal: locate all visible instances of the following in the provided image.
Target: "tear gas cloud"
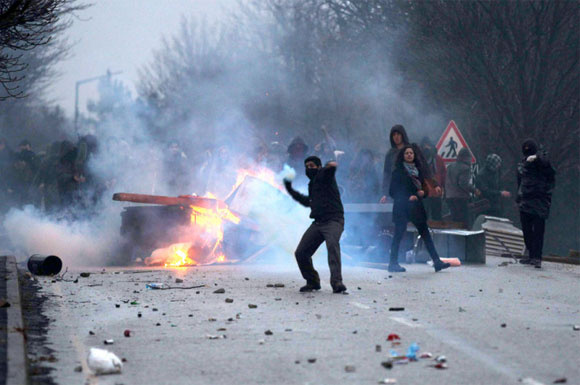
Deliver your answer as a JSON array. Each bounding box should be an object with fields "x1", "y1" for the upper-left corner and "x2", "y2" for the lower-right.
[{"x1": 1, "y1": 3, "x2": 446, "y2": 268}]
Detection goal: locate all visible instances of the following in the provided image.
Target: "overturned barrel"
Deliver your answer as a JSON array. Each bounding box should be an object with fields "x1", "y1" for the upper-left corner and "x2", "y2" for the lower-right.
[{"x1": 27, "y1": 254, "x2": 63, "y2": 275}]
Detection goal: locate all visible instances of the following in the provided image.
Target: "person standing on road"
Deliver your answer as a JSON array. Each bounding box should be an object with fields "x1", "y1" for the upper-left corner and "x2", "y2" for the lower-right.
[
  {"x1": 388, "y1": 144, "x2": 450, "y2": 273},
  {"x1": 284, "y1": 156, "x2": 347, "y2": 293},
  {"x1": 380, "y1": 124, "x2": 410, "y2": 204},
  {"x1": 420, "y1": 136, "x2": 446, "y2": 220},
  {"x1": 516, "y1": 139, "x2": 555, "y2": 269},
  {"x1": 445, "y1": 148, "x2": 479, "y2": 228},
  {"x1": 476, "y1": 153, "x2": 511, "y2": 217}
]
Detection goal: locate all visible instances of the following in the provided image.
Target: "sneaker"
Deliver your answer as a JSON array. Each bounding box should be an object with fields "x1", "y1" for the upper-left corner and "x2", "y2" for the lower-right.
[
  {"x1": 332, "y1": 282, "x2": 347, "y2": 293},
  {"x1": 433, "y1": 260, "x2": 451, "y2": 272},
  {"x1": 531, "y1": 259, "x2": 542, "y2": 269},
  {"x1": 387, "y1": 263, "x2": 406, "y2": 273},
  {"x1": 519, "y1": 258, "x2": 533, "y2": 265},
  {"x1": 299, "y1": 282, "x2": 321, "y2": 292}
]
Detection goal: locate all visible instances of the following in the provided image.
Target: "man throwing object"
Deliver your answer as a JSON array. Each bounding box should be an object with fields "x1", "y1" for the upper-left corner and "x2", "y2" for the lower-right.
[{"x1": 284, "y1": 156, "x2": 347, "y2": 293}]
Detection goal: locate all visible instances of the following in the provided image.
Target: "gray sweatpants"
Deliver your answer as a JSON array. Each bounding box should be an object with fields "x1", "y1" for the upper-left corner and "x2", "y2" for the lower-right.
[{"x1": 294, "y1": 219, "x2": 344, "y2": 285}]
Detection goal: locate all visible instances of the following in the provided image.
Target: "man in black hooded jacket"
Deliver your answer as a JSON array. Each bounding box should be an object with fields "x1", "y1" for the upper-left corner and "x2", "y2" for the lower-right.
[
  {"x1": 380, "y1": 125, "x2": 410, "y2": 203},
  {"x1": 284, "y1": 156, "x2": 347, "y2": 293},
  {"x1": 517, "y1": 139, "x2": 555, "y2": 268}
]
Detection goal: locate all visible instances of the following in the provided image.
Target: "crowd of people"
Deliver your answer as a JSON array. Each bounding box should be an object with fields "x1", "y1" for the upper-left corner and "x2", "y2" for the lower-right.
[
  {"x1": 0, "y1": 136, "x2": 103, "y2": 217},
  {"x1": 0, "y1": 123, "x2": 555, "y2": 270}
]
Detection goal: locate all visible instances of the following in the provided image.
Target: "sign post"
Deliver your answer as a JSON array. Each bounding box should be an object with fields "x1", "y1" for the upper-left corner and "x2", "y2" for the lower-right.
[{"x1": 436, "y1": 120, "x2": 476, "y2": 164}]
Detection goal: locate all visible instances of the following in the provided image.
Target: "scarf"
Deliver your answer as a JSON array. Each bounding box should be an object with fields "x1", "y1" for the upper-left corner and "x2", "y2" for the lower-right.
[{"x1": 404, "y1": 162, "x2": 422, "y2": 190}]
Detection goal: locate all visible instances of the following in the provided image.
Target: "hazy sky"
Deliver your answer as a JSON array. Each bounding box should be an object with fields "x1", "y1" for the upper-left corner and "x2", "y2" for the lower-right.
[{"x1": 49, "y1": 0, "x2": 231, "y2": 117}]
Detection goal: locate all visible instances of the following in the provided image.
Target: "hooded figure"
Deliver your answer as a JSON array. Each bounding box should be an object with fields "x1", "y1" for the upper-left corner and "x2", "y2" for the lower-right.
[
  {"x1": 476, "y1": 153, "x2": 510, "y2": 217},
  {"x1": 283, "y1": 155, "x2": 347, "y2": 293},
  {"x1": 286, "y1": 136, "x2": 310, "y2": 187},
  {"x1": 420, "y1": 136, "x2": 446, "y2": 220},
  {"x1": 516, "y1": 139, "x2": 556, "y2": 268},
  {"x1": 445, "y1": 148, "x2": 477, "y2": 228},
  {"x1": 381, "y1": 125, "x2": 410, "y2": 201}
]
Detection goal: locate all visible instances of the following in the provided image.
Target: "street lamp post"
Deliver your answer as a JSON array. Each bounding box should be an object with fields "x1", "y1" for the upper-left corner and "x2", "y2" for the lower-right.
[{"x1": 74, "y1": 69, "x2": 122, "y2": 133}]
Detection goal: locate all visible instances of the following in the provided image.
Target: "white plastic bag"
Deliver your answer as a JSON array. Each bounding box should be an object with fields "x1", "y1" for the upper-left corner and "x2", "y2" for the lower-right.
[{"x1": 87, "y1": 347, "x2": 123, "y2": 375}]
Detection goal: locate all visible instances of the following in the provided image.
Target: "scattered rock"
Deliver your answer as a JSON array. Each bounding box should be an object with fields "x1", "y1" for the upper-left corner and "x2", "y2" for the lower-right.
[
  {"x1": 80, "y1": 272, "x2": 90, "y2": 278},
  {"x1": 285, "y1": 328, "x2": 293, "y2": 332},
  {"x1": 89, "y1": 331, "x2": 95, "y2": 335},
  {"x1": 274, "y1": 283, "x2": 285, "y2": 288},
  {"x1": 137, "y1": 312, "x2": 142, "y2": 318},
  {"x1": 388, "y1": 307, "x2": 405, "y2": 312},
  {"x1": 501, "y1": 323, "x2": 507, "y2": 328},
  {"x1": 213, "y1": 288, "x2": 225, "y2": 294},
  {"x1": 275, "y1": 298, "x2": 282, "y2": 301},
  {"x1": 248, "y1": 304, "x2": 258, "y2": 309},
  {"x1": 266, "y1": 284, "x2": 274, "y2": 287},
  {"x1": 435, "y1": 355, "x2": 446, "y2": 363},
  {"x1": 258, "y1": 339, "x2": 265, "y2": 345},
  {"x1": 315, "y1": 314, "x2": 322, "y2": 319},
  {"x1": 294, "y1": 360, "x2": 300, "y2": 364},
  {"x1": 156, "y1": 323, "x2": 161, "y2": 326},
  {"x1": 498, "y1": 262, "x2": 509, "y2": 267},
  {"x1": 553, "y1": 378, "x2": 567, "y2": 383},
  {"x1": 152, "y1": 308, "x2": 158, "y2": 312},
  {"x1": 115, "y1": 304, "x2": 120, "y2": 308},
  {"x1": 208, "y1": 318, "x2": 217, "y2": 322},
  {"x1": 74, "y1": 365, "x2": 82, "y2": 372},
  {"x1": 217, "y1": 328, "x2": 226, "y2": 331},
  {"x1": 264, "y1": 330, "x2": 273, "y2": 336},
  {"x1": 123, "y1": 330, "x2": 131, "y2": 337},
  {"x1": 188, "y1": 314, "x2": 193, "y2": 317},
  {"x1": 245, "y1": 277, "x2": 249, "y2": 281},
  {"x1": 376, "y1": 345, "x2": 382, "y2": 352},
  {"x1": 0, "y1": 299, "x2": 11, "y2": 308},
  {"x1": 381, "y1": 360, "x2": 393, "y2": 369},
  {"x1": 573, "y1": 325, "x2": 580, "y2": 331},
  {"x1": 175, "y1": 278, "x2": 183, "y2": 283},
  {"x1": 378, "y1": 379, "x2": 397, "y2": 384},
  {"x1": 225, "y1": 298, "x2": 234, "y2": 303},
  {"x1": 345, "y1": 365, "x2": 356, "y2": 372},
  {"x1": 103, "y1": 339, "x2": 114, "y2": 345},
  {"x1": 458, "y1": 307, "x2": 466, "y2": 312},
  {"x1": 307, "y1": 358, "x2": 317, "y2": 364}
]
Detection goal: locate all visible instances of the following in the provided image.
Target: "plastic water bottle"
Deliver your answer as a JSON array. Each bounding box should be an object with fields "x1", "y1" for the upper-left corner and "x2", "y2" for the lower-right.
[
  {"x1": 407, "y1": 343, "x2": 420, "y2": 361},
  {"x1": 146, "y1": 283, "x2": 169, "y2": 290}
]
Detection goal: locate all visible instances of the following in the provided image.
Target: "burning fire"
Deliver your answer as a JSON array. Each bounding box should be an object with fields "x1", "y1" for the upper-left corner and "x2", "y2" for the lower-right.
[
  {"x1": 163, "y1": 243, "x2": 196, "y2": 267},
  {"x1": 148, "y1": 167, "x2": 278, "y2": 268},
  {"x1": 229, "y1": 167, "x2": 283, "y2": 196}
]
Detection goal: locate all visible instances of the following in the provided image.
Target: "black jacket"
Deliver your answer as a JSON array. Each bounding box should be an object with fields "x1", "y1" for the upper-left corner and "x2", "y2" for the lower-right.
[
  {"x1": 382, "y1": 126, "x2": 410, "y2": 196},
  {"x1": 285, "y1": 165, "x2": 344, "y2": 222},
  {"x1": 516, "y1": 152, "x2": 555, "y2": 219},
  {"x1": 389, "y1": 166, "x2": 428, "y2": 224}
]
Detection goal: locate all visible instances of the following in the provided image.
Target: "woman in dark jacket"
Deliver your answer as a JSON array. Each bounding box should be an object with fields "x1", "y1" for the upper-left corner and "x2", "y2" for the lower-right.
[{"x1": 388, "y1": 144, "x2": 450, "y2": 273}]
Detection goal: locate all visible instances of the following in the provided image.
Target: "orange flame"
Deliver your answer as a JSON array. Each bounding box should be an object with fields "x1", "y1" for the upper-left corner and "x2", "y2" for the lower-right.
[
  {"x1": 163, "y1": 243, "x2": 196, "y2": 267},
  {"x1": 151, "y1": 166, "x2": 279, "y2": 267}
]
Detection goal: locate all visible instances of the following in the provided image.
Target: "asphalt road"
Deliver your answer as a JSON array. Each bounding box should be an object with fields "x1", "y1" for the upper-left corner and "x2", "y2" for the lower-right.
[{"x1": 26, "y1": 257, "x2": 579, "y2": 385}]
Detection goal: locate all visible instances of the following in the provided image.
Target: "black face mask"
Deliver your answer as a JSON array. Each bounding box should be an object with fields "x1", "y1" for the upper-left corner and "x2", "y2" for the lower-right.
[{"x1": 305, "y1": 168, "x2": 319, "y2": 180}]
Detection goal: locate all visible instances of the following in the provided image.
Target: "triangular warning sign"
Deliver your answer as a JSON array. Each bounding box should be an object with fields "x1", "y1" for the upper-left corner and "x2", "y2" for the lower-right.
[{"x1": 436, "y1": 120, "x2": 476, "y2": 164}]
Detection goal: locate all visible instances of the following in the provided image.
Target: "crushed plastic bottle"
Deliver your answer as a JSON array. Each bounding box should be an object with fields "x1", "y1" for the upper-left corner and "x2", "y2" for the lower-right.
[
  {"x1": 406, "y1": 343, "x2": 420, "y2": 361},
  {"x1": 146, "y1": 283, "x2": 170, "y2": 290}
]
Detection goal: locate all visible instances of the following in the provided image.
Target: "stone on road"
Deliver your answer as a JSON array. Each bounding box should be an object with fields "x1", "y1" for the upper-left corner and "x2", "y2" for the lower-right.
[{"x1": 24, "y1": 257, "x2": 580, "y2": 385}]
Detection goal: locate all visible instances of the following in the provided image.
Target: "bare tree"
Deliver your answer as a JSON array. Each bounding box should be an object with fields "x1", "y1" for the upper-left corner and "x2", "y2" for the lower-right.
[{"x1": 0, "y1": 0, "x2": 89, "y2": 99}]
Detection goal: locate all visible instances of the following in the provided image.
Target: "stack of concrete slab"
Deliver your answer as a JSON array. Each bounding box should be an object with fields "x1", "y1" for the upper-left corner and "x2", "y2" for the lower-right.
[{"x1": 475, "y1": 216, "x2": 525, "y2": 257}]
